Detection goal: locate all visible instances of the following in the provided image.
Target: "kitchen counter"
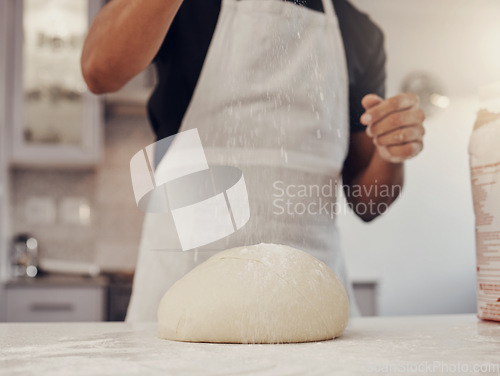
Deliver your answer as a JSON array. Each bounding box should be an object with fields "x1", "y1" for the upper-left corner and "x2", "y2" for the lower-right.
[
  {"x1": 5, "y1": 275, "x2": 109, "y2": 287},
  {"x1": 0, "y1": 314, "x2": 499, "y2": 376}
]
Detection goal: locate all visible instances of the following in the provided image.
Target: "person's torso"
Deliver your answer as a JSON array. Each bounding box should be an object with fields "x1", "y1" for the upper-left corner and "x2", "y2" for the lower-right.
[
  {"x1": 147, "y1": 0, "x2": 383, "y2": 140},
  {"x1": 151, "y1": 0, "x2": 348, "y2": 267},
  {"x1": 127, "y1": 1, "x2": 364, "y2": 323}
]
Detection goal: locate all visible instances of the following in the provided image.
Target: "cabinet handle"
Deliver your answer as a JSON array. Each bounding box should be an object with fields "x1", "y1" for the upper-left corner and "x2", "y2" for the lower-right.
[{"x1": 29, "y1": 303, "x2": 74, "y2": 312}]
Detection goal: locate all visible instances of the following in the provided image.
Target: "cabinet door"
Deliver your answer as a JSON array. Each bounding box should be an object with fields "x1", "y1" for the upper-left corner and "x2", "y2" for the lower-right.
[
  {"x1": 9, "y1": 0, "x2": 103, "y2": 168},
  {"x1": 6, "y1": 286, "x2": 106, "y2": 322},
  {"x1": 353, "y1": 282, "x2": 378, "y2": 317}
]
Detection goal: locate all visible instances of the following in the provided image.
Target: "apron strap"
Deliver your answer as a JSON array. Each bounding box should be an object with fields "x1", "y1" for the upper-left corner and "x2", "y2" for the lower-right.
[{"x1": 321, "y1": 0, "x2": 335, "y2": 17}]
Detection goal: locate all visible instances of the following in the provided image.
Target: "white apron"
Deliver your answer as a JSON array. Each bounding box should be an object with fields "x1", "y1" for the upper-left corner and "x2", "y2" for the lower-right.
[{"x1": 126, "y1": 0, "x2": 359, "y2": 322}]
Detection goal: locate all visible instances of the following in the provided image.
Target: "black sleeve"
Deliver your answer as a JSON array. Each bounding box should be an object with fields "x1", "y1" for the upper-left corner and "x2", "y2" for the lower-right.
[{"x1": 348, "y1": 25, "x2": 387, "y2": 133}]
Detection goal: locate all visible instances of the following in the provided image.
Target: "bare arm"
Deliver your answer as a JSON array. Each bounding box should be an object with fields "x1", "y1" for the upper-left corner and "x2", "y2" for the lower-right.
[
  {"x1": 81, "y1": 0, "x2": 183, "y2": 94},
  {"x1": 342, "y1": 93, "x2": 425, "y2": 222},
  {"x1": 342, "y1": 131, "x2": 404, "y2": 222}
]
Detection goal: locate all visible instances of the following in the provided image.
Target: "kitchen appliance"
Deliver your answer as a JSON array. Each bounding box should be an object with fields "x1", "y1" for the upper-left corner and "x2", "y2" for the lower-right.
[{"x1": 10, "y1": 233, "x2": 39, "y2": 278}]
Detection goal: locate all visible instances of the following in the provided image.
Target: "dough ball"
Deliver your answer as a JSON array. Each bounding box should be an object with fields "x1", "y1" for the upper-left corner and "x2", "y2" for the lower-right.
[{"x1": 157, "y1": 243, "x2": 349, "y2": 344}]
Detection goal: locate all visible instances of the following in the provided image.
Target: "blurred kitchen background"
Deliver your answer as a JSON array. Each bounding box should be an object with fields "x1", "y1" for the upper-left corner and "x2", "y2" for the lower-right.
[{"x1": 0, "y1": 0, "x2": 499, "y2": 322}]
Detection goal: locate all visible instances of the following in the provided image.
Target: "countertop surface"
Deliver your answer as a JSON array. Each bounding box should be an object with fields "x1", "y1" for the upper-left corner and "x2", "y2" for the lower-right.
[
  {"x1": 0, "y1": 314, "x2": 499, "y2": 376},
  {"x1": 4, "y1": 276, "x2": 367, "y2": 289},
  {"x1": 5, "y1": 275, "x2": 109, "y2": 288}
]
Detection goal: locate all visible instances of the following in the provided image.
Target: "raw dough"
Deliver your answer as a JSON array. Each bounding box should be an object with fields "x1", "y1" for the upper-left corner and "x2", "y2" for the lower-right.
[{"x1": 157, "y1": 243, "x2": 349, "y2": 343}]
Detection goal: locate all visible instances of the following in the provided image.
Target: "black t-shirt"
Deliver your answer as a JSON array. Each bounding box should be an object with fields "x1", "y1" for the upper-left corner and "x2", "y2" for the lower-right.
[{"x1": 148, "y1": 0, "x2": 386, "y2": 141}]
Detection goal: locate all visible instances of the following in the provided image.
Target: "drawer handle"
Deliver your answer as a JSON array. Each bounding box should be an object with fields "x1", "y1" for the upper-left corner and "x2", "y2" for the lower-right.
[{"x1": 30, "y1": 303, "x2": 74, "y2": 312}]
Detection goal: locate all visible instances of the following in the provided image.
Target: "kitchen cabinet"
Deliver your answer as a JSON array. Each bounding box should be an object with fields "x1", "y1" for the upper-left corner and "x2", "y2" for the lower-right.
[
  {"x1": 353, "y1": 280, "x2": 378, "y2": 316},
  {"x1": 6, "y1": 0, "x2": 104, "y2": 168},
  {"x1": 5, "y1": 276, "x2": 107, "y2": 322}
]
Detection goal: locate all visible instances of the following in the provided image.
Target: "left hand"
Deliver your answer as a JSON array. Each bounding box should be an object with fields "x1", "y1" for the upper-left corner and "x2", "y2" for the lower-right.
[{"x1": 360, "y1": 93, "x2": 426, "y2": 163}]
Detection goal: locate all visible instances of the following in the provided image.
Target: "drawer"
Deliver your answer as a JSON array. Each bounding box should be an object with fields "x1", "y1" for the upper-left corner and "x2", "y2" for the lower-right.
[{"x1": 6, "y1": 286, "x2": 105, "y2": 322}]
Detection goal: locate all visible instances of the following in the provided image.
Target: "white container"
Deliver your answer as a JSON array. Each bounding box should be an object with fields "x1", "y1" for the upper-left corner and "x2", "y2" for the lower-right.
[{"x1": 469, "y1": 82, "x2": 500, "y2": 322}]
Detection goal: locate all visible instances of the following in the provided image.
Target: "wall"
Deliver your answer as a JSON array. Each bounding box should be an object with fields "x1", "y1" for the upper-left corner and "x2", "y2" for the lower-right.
[
  {"x1": 9, "y1": 114, "x2": 154, "y2": 272},
  {"x1": 350, "y1": 0, "x2": 500, "y2": 97},
  {"x1": 339, "y1": 0, "x2": 500, "y2": 315},
  {"x1": 338, "y1": 97, "x2": 477, "y2": 316}
]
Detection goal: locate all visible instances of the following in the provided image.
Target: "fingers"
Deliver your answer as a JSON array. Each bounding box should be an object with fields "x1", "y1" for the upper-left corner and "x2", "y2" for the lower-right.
[
  {"x1": 361, "y1": 93, "x2": 419, "y2": 126},
  {"x1": 368, "y1": 106, "x2": 426, "y2": 138},
  {"x1": 374, "y1": 124, "x2": 425, "y2": 147},
  {"x1": 361, "y1": 94, "x2": 384, "y2": 110},
  {"x1": 360, "y1": 92, "x2": 426, "y2": 163},
  {"x1": 384, "y1": 141, "x2": 424, "y2": 163}
]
